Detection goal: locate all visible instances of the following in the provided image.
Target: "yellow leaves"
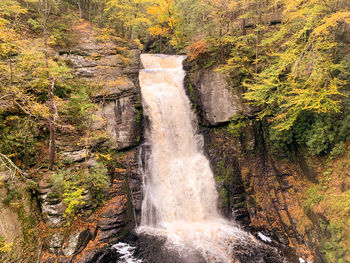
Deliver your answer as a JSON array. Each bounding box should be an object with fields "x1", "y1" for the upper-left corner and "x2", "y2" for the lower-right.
[
  {"x1": 148, "y1": 25, "x2": 170, "y2": 36},
  {"x1": 107, "y1": 78, "x2": 127, "y2": 87},
  {"x1": 0, "y1": 18, "x2": 19, "y2": 57},
  {"x1": 95, "y1": 153, "x2": 112, "y2": 161},
  {"x1": 203, "y1": 0, "x2": 238, "y2": 17},
  {"x1": 30, "y1": 102, "x2": 50, "y2": 119},
  {"x1": 0, "y1": 0, "x2": 27, "y2": 17},
  {"x1": 242, "y1": 0, "x2": 350, "y2": 132},
  {"x1": 0, "y1": 241, "x2": 13, "y2": 253},
  {"x1": 105, "y1": 0, "x2": 152, "y2": 34},
  {"x1": 313, "y1": 11, "x2": 350, "y2": 36},
  {"x1": 94, "y1": 27, "x2": 117, "y2": 43},
  {"x1": 114, "y1": 167, "x2": 126, "y2": 173},
  {"x1": 0, "y1": 0, "x2": 27, "y2": 57},
  {"x1": 146, "y1": 0, "x2": 178, "y2": 38}
]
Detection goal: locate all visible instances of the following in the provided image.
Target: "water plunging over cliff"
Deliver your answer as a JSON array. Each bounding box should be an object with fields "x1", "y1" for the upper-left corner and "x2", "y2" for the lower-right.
[{"x1": 137, "y1": 54, "x2": 258, "y2": 262}]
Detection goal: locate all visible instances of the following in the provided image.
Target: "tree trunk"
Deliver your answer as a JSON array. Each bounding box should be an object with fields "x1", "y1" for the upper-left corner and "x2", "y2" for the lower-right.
[
  {"x1": 242, "y1": 19, "x2": 246, "y2": 35},
  {"x1": 78, "y1": 0, "x2": 82, "y2": 18},
  {"x1": 48, "y1": 81, "x2": 56, "y2": 171},
  {"x1": 23, "y1": 115, "x2": 32, "y2": 170},
  {"x1": 160, "y1": 35, "x2": 162, "y2": 53},
  {"x1": 42, "y1": 0, "x2": 56, "y2": 170},
  {"x1": 255, "y1": 30, "x2": 259, "y2": 74}
]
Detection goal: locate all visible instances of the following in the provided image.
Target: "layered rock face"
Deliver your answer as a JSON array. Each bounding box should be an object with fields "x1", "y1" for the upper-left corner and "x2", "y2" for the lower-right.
[
  {"x1": 60, "y1": 22, "x2": 141, "y2": 151},
  {"x1": 36, "y1": 22, "x2": 143, "y2": 262},
  {"x1": 186, "y1": 64, "x2": 324, "y2": 262},
  {"x1": 186, "y1": 65, "x2": 253, "y2": 223}
]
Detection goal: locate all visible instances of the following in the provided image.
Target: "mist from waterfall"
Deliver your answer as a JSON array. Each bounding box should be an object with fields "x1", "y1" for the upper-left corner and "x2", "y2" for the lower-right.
[{"x1": 137, "y1": 54, "x2": 256, "y2": 263}]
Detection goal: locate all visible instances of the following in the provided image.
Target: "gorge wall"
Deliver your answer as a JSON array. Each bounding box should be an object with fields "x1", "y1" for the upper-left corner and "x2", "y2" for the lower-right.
[
  {"x1": 0, "y1": 21, "x2": 329, "y2": 263},
  {"x1": 185, "y1": 62, "x2": 327, "y2": 263}
]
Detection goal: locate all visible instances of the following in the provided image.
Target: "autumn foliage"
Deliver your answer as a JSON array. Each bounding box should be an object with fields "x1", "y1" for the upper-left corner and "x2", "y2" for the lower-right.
[{"x1": 186, "y1": 39, "x2": 209, "y2": 60}]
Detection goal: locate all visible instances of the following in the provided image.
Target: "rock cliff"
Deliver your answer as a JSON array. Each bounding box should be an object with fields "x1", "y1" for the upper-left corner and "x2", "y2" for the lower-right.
[
  {"x1": 185, "y1": 62, "x2": 327, "y2": 263},
  {"x1": 0, "y1": 21, "x2": 329, "y2": 263}
]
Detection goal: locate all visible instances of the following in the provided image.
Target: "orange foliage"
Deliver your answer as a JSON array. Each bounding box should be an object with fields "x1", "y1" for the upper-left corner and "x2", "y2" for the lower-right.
[{"x1": 186, "y1": 39, "x2": 208, "y2": 60}]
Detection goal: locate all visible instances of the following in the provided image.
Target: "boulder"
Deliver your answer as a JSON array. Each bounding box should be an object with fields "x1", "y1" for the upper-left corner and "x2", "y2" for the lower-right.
[
  {"x1": 48, "y1": 233, "x2": 64, "y2": 254},
  {"x1": 189, "y1": 67, "x2": 252, "y2": 125},
  {"x1": 62, "y1": 229, "x2": 92, "y2": 256},
  {"x1": 60, "y1": 149, "x2": 87, "y2": 164}
]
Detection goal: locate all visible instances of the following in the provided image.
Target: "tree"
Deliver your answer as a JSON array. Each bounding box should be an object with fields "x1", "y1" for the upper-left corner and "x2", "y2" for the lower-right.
[
  {"x1": 36, "y1": 0, "x2": 65, "y2": 169},
  {"x1": 104, "y1": 0, "x2": 152, "y2": 39},
  {"x1": 0, "y1": 0, "x2": 72, "y2": 169},
  {"x1": 147, "y1": 0, "x2": 179, "y2": 50},
  {"x1": 244, "y1": 0, "x2": 350, "y2": 130}
]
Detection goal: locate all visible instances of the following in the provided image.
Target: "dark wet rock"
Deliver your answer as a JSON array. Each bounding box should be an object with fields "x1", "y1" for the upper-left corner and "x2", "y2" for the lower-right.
[
  {"x1": 76, "y1": 246, "x2": 120, "y2": 263},
  {"x1": 97, "y1": 201, "x2": 128, "y2": 243},
  {"x1": 62, "y1": 229, "x2": 93, "y2": 256},
  {"x1": 230, "y1": 241, "x2": 289, "y2": 263},
  {"x1": 127, "y1": 232, "x2": 207, "y2": 263}
]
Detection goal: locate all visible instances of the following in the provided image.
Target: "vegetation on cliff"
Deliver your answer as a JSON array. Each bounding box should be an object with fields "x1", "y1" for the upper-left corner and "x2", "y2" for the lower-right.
[{"x1": 0, "y1": 0, "x2": 350, "y2": 262}]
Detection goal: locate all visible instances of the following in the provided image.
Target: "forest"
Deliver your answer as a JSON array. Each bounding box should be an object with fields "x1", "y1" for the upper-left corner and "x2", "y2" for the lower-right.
[{"x1": 0, "y1": 0, "x2": 350, "y2": 263}]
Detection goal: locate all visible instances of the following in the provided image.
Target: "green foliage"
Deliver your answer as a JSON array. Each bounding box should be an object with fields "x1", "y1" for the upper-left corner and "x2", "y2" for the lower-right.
[
  {"x1": 227, "y1": 115, "x2": 248, "y2": 138},
  {"x1": 243, "y1": 1, "x2": 350, "y2": 131},
  {"x1": 0, "y1": 115, "x2": 39, "y2": 164},
  {"x1": 329, "y1": 142, "x2": 347, "y2": 159},
  {"x1": 27, "y1": 18, "x2": 41, "y2": 32},
  {"x1": 321, "y1": 222, "x2": 349, "y2": 263},
  {"x1": 305, "y1": 117, "x2": 337, "y2": 156},
  {"x1": 50, "y1": 170, "x2": 65, "y2": 194},
  {"x1": 46, "y1": 12, "x2": 79, "y2": 48},
  {"x1": 304, "y1": 185, "x2": 324, "y2": 212},
  {"x1": 1, "y1": 182, "x2": 23, "y2": 205},
  {"x1": 215, "y1": 160, "x2": 234, "y2": 209},
  {"x1": 62, "y1": 83, "x2": 95, "y2": 127},
  {"x1": 267, "y1": 111, "x2": 349, "y2": 157},
  {"x1": 86, "y1": 163, "x2": 110, "y2": 203},
  {"x1": 49, "y1": 162, "x2": 110, "y2": 222}
]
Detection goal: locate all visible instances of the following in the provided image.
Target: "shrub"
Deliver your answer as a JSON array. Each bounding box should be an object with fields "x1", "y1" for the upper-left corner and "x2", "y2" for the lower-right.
[
  {"x1": 0, "y1": 115, "x2": 39, "y2": 166},
  {"x1": 49, "y1": 162, "x2": 110, "y2": 222},
  {"x1": 329, "y1": 142, "x2": 347, "y2": 159},
  {"x1": 305, "y1": 117, "x2": 337, "y2": 156},
  {"x1": 50, "y1": 170, "x2": 65, "y2": 195},
  {"x1": 86, "y1": 163, "x2": 110, "y2": 203},
  {"x1": 63, "y1": 85, "x2": 95, "y2": 127},
  {"x1": 62, "y1": 184, "x2": 85, "y2": 220},
  {"x1": 304, "y1": 185, "x2": 324, "y2": 212},
  {"x1": 1, "y1": 182, "x2": 22, "y2": 205},
  {"x1": 227, "y1": 115, "x2": 248, "y2": 138}
]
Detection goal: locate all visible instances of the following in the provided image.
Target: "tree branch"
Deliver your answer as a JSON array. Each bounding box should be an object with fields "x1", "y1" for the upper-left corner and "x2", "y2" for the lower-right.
[{"x1": 0, "y1": 153, "x2": 25, "y2": 181}]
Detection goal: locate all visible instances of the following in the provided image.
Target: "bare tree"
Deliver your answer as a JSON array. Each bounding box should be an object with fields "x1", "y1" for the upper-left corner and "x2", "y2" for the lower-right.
[{"x1": 39, "y1": 0, "x2": 59, "y2": 170}]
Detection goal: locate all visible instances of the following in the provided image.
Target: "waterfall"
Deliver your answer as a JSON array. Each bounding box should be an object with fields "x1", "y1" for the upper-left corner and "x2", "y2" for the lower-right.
[{"x1": 137, "y1": 54, "x2": 255, "y2": 263}]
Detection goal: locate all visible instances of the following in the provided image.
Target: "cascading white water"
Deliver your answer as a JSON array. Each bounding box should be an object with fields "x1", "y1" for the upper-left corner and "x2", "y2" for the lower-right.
[{"x1": 137, "y1": 54, "x2": 257, "y2": 262}]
